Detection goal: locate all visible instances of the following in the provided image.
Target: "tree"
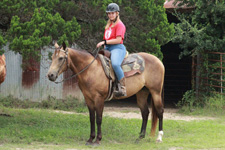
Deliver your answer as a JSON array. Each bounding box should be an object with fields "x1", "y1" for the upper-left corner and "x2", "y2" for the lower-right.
[
  {"x1": 172, "y1": 0, "x2": 225, "y2": 57},
  {"x1": 0, "y1": 0, "x2": 174, "y2": 62},
  {"x1": 0, "y1": 32, "x2": 7, "y2": 55},
  {"x1": 172, "y1": 0, "x2": 225, "y2": 104},
  {"x1": 126, "y1": 0, "x2": 174, "y2": 59},
  {"x1": 0, "y1": 0, "x2": 81, "y2": 62},
  {"x1": 72, "y1": 0, "x2": 174, "y2": 60},
  {"x1": 8, "y1": 7, "x2": 81, "y2": 62}
]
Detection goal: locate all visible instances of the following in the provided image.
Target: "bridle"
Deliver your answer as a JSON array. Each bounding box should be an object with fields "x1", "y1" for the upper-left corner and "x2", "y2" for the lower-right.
[
  {"x1": 55, "y1": 47, "x2": 69, "y2": 77},
  {"x1": 54, "y1": 47, "x2": 100, "y2": 84}
]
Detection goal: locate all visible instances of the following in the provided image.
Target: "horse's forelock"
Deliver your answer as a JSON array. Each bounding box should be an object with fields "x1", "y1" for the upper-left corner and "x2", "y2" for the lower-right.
[
  {"x1": 53, "y1": 46, "x2": 63, "y2": 57},
  {"x1": 52, "y1": 49, "x2": 59, "y2": 58}
]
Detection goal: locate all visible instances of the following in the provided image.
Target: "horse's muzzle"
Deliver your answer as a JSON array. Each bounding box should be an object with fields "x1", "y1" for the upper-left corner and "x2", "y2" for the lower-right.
[{"x1": 47, "y1": 72, "x2": 58, "y2": 81}]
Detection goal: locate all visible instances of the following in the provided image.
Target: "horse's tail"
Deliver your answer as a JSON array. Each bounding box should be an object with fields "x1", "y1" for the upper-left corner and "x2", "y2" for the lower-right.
[{"x1": 150, "y1": 97, "x2": 158, "y2": 136}]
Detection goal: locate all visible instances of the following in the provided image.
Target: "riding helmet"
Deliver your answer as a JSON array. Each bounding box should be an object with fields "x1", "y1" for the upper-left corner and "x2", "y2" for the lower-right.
[{"x1": 106, "y1": 3, "x2": 120, "y2": 13}]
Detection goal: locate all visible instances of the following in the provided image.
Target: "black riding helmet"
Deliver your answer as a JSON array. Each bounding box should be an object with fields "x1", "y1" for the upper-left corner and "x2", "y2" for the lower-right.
[{"x1": 106, "y1": 3, "x2": 120, "y2": 13}]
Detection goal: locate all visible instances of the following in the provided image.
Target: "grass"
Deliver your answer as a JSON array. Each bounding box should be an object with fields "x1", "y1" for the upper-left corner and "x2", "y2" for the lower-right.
[
  {"x1": 177, "y1": 94, "x2": 225, "y2": 118},
  {"x1": 0, "y1": 106, "x2": 224, "y2": 150},
  {"x1": 0, "y1": 95, "x2": 88, "y2": 113}
]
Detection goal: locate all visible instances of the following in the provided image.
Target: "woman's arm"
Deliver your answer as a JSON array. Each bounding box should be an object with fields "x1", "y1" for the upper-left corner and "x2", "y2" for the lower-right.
[
  {"x1": 106, "y1": 36, "x2": 122, "y2": 45},
  {"x1": 97, "y1": 36, "x2": 122, "y2": 48}
]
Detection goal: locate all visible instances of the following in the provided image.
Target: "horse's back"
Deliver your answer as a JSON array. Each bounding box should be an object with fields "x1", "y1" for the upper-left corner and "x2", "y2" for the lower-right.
[{"x1": 138, "y1": 52, "x2": 164, "y2": 72}]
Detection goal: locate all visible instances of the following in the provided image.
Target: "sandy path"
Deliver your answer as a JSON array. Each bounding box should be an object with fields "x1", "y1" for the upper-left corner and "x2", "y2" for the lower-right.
[
  {"x1": 54, "y1": 105, "x2": 215, "y2": 121},
  {"x1": 103, "y1": 106, "x2": 215, "y2": 121}
]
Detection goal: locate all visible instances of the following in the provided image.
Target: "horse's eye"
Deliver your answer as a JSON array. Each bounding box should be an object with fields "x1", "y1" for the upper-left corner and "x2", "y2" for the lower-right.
[{"x1": 59, "y1": 57, "x2": 64, "y2": 61}]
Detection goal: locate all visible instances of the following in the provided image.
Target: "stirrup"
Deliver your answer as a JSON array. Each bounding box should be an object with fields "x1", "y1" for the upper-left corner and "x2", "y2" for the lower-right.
[
  {"x1": 114, "y1": 91, "x2": 126, "y2": 97},
  {"x1": 113, "y1": 86, "x2": 127, "y2": 97}
]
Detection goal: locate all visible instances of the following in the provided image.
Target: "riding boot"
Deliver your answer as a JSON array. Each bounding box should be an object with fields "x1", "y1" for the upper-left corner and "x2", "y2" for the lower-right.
[{"x1": 114, "y1": 77, "x2": 127, "y2": 97}]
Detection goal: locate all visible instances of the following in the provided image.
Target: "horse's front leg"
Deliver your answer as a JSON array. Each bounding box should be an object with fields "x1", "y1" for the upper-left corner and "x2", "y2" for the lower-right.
[
  {"x1": 93, "y1": 101, "x2": 104, "y2": 145},
  {"x1": 86, "y1": 106, "x2": 96, "y2": 145}
]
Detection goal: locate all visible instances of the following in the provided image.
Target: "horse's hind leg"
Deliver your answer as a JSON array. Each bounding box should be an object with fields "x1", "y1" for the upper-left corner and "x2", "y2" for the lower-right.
[
  {"x1": 136, "y1": 89, "x2": 150, "y2": 140},
  {"x1": 151, "y1": 91, "x2": 164, "y2": 143}
]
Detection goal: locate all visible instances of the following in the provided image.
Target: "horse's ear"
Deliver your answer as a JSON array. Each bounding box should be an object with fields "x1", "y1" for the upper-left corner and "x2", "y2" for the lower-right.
[
  {"x1": 62, "y1": 42, "x2": 66, "y2": 50},
  {"x1": 54, "y1": 42, "x2": 59, "y2": 48}
]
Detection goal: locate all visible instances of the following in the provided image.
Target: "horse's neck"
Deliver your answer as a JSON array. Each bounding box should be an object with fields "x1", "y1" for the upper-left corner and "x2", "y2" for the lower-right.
[{"x1": 68, "y1": 48, "x2": 94, "y2": 75}]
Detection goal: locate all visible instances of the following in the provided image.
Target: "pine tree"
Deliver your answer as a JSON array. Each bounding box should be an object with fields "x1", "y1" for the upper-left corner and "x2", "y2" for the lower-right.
[{"x1": 172, "y1": 0, "x2": 225, "y2": 57}]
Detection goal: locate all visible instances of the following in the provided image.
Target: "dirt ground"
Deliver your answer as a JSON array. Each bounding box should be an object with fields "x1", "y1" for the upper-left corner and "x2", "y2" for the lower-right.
[
  {"x1": 55, "y1": 101, "x2": 215, "y2": 121},
  {"x1": 103, "y1": 101, "x2": 215, "y2": 121}
]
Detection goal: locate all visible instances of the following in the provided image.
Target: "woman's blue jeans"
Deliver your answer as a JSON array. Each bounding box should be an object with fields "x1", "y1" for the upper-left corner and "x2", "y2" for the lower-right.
[{"x1": 105, "y1": 44, "x2": 126, "y2": 81}]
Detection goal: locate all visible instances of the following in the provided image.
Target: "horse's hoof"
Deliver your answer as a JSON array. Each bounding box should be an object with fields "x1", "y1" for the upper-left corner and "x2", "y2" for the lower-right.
[
  {"x1": 135, "y1": 139, "x2": 140, "y2": 144},
  {"x1": 156, "y1": 139, "x2": 162, "y2": 143},
  {"x1": 85, "y1": 141, "x2": 93, "y2": 146},
  {"x1": 93, "y1": 141, "x2": 100, "y2": 146},
  {"x1": 156, "y1": 131, "x2": 163, "y2": 143}
]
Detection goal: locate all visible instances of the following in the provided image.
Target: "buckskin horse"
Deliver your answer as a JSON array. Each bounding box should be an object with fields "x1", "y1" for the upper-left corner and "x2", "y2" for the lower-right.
[
  {"x1": 47, "y1": 42, "x2": 165, "y2": 145},
  {"x1": 0, "y1": 54, "x2": 6, "y2": 84}
]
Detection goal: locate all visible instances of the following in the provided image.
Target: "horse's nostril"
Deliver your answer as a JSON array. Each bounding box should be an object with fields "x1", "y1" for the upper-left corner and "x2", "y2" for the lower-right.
[{"x1": 48, "y1": 73, "x2": 53, "y2": 78}]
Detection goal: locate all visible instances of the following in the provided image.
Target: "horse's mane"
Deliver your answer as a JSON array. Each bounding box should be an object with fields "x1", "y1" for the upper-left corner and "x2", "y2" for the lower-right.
[{"x1": 69, "y1": 48, "x2": 95, "y2": 57}]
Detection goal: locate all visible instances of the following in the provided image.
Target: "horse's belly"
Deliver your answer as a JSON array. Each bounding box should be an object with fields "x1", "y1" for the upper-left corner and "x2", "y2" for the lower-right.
[{"x1": 114, "y1": 74, "x2": 145, "y2": 99}]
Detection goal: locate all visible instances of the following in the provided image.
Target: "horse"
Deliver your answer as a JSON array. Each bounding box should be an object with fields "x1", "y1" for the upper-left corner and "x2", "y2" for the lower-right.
[
  {"x1": 0, "y1": 54, "x2": 6, "y2": 84},
  {"x1": 47, "y1": 42, "x2": 165, "y2": 145}
]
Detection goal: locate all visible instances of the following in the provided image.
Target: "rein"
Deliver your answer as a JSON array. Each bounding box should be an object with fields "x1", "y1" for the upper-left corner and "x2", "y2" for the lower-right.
[{"x1": 54, "y1": 47, "x2": 100, "y2": 84}]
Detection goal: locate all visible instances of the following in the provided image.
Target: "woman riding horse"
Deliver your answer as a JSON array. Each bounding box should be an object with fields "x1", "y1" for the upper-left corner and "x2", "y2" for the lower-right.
[
  {"x1": 47, "y1": 3, "x2": 165, "y2": 146},
  {"x1": 97, "y1": 3, "x2": 127, "y2": 97}
]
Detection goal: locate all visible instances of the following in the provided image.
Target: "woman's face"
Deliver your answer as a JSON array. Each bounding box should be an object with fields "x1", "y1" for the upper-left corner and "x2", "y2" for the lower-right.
[{"x1": 107, "y1": 12, "x2": 118, "y2": 21}]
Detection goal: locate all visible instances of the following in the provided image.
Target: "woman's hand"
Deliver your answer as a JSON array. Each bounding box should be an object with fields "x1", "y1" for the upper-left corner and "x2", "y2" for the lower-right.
[{"x1": 97, "y1": 41, "x2": 105, "y2": 48}]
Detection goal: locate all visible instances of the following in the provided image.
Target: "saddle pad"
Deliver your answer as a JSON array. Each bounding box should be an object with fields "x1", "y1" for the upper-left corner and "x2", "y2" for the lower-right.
[
  {"x1": 122, "y1": 54, "x2": 145, "y2": 77},
  {"x1": 99, "y1": 53, "x2": 145, "y2": 80}
]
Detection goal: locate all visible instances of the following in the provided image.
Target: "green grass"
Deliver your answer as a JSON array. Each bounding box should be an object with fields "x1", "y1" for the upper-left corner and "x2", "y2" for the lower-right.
[
  {"x1": 0, "y1": 106, "x2": 224, "y2": 150},
  {"x1": 178, "y1": 91, "x2": 225, "y2": 118},
  {"x1": 0, "y1": 95, "x2": 88, "y2": 113}
]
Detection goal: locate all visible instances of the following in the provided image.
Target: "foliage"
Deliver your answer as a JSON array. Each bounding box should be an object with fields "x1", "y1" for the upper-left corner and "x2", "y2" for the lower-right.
[
  {"x1": 177, "y1": 90, "x2": 197, "y2": 109},
  {"x1": 0, "y1": 0, "x2": 174, "y2": 62},
  {"x1": 0, "y1": 95, "x2": 87, "y2": 113},
  {"x1": 172, "y1": 0, "x2": 225, "y2": 103},
  {"x1": 205, "y1": 94, "x2": 225, "y2": 112},
  {"x1": 130, "y1": 0, "x2": 174, "y2": 59},
  {"x1": 178, "y1": 90, "x2": 225, "y2": 116},
  {"x1": 7, "y1": 7, "x2": 81, "y2": 61},
  {"x1": 40, "y1": 96, "x2": 87, "y2": 113},
  {"x1": 0, "y1": 31, "x2": 7, "y2": 55},
  {"x1": 172, "y1": 0, "x2": 225, "y2": 58},
  {"x1": 177, "y1": 89, "x2": 205, "y2": 110},
  {"x1": 0, "y1": 0, "x2": 60, "y2": 25},
  {"x1": 73, "y1": 0, "x2": 174, "y2": 60}
]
